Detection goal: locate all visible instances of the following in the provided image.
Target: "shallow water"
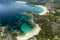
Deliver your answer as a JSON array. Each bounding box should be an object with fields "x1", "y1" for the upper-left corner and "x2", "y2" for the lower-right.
[
  {"x1": 31, "y1": 6, "x2": 44, "y2": 13},
  {"x1": 0, "y1": 13, "x2": 34, "y2": 35},
  {"x1": 0, "y1": 1, "x2": 43, "y2": 35}
]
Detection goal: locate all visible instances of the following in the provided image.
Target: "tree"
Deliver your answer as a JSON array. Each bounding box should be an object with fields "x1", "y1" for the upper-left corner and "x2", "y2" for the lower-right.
[{"x1": 33, "y1": 11, "x2": 60, "y2": 40}]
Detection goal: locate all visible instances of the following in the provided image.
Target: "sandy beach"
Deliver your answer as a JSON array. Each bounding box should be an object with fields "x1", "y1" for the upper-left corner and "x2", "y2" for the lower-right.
[
  {"x1": 16, "y1": 24, "x2": 41, "y2": 40},
  {"x1": 35, "y1": 5, "x2": 48, "y2": 15},
  {"x1": 16, "y1": 4, "x2": 48, "y2": 40}
]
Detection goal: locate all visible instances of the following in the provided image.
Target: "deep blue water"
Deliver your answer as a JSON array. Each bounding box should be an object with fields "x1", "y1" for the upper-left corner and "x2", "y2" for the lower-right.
[
  {"x1": 0, "y1": 1, "x2": 44, "y2": 35},
  {"x1": 0, "y1": 1, "x2": 44, "y2": 15}
]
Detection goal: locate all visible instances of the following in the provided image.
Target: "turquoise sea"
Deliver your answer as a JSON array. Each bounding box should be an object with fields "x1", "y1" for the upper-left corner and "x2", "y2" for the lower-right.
[{"x1": 0, "y1": 1, "x2": 44, "y2": 35}]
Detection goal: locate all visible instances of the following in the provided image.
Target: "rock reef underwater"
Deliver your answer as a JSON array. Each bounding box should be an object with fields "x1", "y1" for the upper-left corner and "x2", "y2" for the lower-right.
[
  {"x1": 0, "y1": 12, "x2": 35, "y2": 35},
  {"x1": 0, "y1": 1, "x2": 43, "y2": 36}
]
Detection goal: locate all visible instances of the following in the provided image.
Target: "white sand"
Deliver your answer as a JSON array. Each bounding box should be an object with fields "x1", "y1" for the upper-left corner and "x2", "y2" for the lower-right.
[
  {"x1": 16, "y1": 24, "x2": 41, "y2": 40},
  {"x1": 16, "y1": 1, "x2": 27, "y2": 4},
  {"x1": 16, "y1": 5, "x2": 48, "y2": 40},
  {"x1": 35, "y1": 5, "x2": 48, "y2": 15}
]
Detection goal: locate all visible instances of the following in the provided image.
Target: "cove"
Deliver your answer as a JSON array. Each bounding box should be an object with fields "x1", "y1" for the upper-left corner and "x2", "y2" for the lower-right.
[{"x1": 0, "y1": 1, "x2": 43, "y2": 35}]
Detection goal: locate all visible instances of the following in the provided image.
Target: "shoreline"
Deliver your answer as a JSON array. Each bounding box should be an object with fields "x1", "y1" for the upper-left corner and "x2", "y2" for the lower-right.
[
  {"x1": 16, "y1": 4, "x2": 48, "y2": 40},
  {"x1": 16, "y1": 24, "x2": 41, "y2": 40},
  {"x1": 35, "y1": 5, "x2": 48, "y2": 15}
]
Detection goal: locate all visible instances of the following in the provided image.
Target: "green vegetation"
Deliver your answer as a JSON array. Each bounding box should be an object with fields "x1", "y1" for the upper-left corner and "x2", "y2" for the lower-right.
[{"x1": 34, "y1": 10, "x2": 60, "y2": 40}]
